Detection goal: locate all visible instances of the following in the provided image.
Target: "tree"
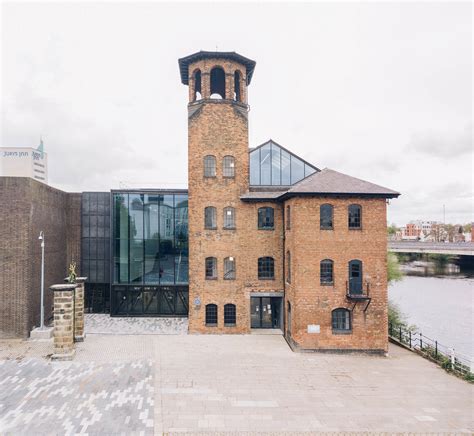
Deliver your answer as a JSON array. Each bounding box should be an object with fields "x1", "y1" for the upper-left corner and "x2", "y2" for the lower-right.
[
  {"x1": 388, "y1": 252, "x2": 403, "y2": 283},
  {"x1": 387, "y1": 223, "x2": 398, "y2": 236}
]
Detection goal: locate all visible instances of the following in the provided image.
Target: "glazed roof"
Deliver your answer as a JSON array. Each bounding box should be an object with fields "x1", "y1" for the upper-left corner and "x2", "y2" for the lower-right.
[{"x1": 178, "y1": 51, "x2": 256, "y2": 85}]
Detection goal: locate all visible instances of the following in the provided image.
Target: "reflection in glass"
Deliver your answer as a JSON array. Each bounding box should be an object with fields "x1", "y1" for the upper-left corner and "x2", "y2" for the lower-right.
[
  {"x1": 130, "y1": 239, "x2": 143, "y2": 283},
  {"x1": 114, "y1": 239, "x2": 129, "y2": 283},
  {"x1": 249, "y1": 140, "x2": 317, "y2": 186},
  {"x1": 112, "y1": 192, "x2": 189, "y2": 286},
  {"x1": 250, "y1": 149, "x2": 260, "y2": 185},
  {"x1": 260, "y1": 144, "x2": 271, "y2": 185},
  {"x1": 114, "y1": 194, "x2": 128, "y2": 239},
  {"x1": 129, "y1": 194, "x2": 144, "y2": 240},
  {"x1": 144, "y1": 194, "x2": 159, "y2": 239},
  {"x1": 290, "y1": 155, "x2": 304, "y2": 184},
  {"x1": 271, "y1": 143, "x2": 281, "y2": 185},
  {"x1": 175, "y1": 195, "x2": 189, "y2": 284},
  {"x1": 281, "y1": 149, "x2": 291, "y2": 185},
  {"x1": 144, "y1": 239, "x2": 160, "y2": 284}
]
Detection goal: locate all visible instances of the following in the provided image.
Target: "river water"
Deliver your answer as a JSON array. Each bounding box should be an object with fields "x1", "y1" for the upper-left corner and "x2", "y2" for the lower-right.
[{"x1": 389, "y1": 274, "x2": 473, "y2": 359}]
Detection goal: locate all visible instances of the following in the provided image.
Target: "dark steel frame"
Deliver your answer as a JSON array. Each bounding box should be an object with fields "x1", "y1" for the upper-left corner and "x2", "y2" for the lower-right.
[{"x1": 109, "y1": 189, "x2": 189, "y2": 317}]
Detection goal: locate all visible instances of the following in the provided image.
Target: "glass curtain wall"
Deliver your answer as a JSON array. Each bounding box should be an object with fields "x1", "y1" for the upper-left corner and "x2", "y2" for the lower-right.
[
  {"x1": 113, "y1": 192, "x2": 189, "y2": 285},
  {"x1": 112, "y1": 191, "x2": 189, "y2": 316}
]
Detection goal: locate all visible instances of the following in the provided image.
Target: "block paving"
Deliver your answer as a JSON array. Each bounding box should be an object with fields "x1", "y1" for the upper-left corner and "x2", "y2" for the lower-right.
[{"x1": 0, "y1": 317, "x2": 472, "y2": 434}]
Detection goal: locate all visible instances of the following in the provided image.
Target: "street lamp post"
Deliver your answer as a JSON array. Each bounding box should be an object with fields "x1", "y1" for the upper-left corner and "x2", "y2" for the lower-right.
[{"x1": 39, "y1": 231, "x2": 45, "y2": 329}]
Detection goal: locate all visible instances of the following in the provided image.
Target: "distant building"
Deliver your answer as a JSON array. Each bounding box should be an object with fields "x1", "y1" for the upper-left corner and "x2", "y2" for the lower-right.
[
  {"x1": 0, "y1": 140, "x2": 48, "y2": 184},
  {"x1": 400, "y1": 220, "x2": 440, "y2": 241}
]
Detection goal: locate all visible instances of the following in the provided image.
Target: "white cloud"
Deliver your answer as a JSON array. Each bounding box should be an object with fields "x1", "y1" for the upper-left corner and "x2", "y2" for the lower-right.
[{"x1": 1, "y1": 1, "x2": 472, "y2": 224}]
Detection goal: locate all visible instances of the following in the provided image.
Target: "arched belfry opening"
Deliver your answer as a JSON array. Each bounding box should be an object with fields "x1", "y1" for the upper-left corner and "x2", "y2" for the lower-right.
[
  {"x1": 193, "y1": 69, "x2": 202, "y2": 101},
  {"x1": 234, "y1": 70, "x2": 242, "y2": 102},
  {"x1": 210, "y1": 67, "x2": 226, "y2": 99}
]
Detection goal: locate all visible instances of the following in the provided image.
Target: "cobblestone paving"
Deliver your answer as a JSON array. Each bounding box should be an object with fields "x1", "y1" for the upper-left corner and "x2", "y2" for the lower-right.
[
  {"x1": 0, "y1": 332, "x2": 473, "y2": 434},
  {"x1": 0, "y1": 358, "x2": 154, "y2": 435},
  {"x1": 85, "y1": 314, "x2": 188, "y2": 335}
]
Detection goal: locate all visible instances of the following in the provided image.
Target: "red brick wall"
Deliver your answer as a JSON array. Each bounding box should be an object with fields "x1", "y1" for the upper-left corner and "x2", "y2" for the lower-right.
[
  {"x1": 284, "y1": 197, "x2": 388, "y2": 353},
  {"x1": 187, "y1": 57, "x2": 284, "y2": 333}
]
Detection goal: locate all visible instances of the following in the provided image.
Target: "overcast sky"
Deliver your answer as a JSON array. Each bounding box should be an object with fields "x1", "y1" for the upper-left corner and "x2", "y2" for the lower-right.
[{"x1": 1, "y1": 1, "x2": 472, "y2": 225}]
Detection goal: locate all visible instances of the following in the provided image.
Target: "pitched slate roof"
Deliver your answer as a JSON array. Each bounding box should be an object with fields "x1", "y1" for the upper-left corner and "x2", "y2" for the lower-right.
[
  {"x1": 241, "y1": 168, "x2": 400, "y2": 201},
  {"x1": 284, "y1": 168, "x2": 400, "y2": 198},
  {"x1": 239, "y1": 190, "x2": 287, "y2": 201}
]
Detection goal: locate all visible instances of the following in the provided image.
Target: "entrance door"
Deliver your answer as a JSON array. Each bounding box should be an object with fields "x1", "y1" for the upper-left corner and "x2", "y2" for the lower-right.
[{"x1": 251, "y1": 297, "x2": 281, "y2": 328}]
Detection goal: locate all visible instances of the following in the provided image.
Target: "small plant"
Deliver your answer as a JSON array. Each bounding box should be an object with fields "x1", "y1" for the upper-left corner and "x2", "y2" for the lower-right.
[{"x1": 68, "y1": 261, "x2": 77, "y2": 284}]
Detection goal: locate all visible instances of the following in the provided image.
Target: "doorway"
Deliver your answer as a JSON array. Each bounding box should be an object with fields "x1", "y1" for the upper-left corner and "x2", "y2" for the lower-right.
[{"x1": 250, "y1": 297, "x2": 282, "y2": 329}]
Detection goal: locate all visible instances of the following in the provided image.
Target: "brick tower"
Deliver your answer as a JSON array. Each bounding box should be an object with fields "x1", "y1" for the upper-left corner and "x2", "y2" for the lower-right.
[{"x1": 179, "y1": 51, "x2": 257, "y2": 332}]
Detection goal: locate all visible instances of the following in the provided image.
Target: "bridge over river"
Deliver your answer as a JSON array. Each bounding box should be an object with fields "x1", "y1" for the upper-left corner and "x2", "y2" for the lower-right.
[{"x1": 388, "y1": 241, "x2": 474, "y2": 256}]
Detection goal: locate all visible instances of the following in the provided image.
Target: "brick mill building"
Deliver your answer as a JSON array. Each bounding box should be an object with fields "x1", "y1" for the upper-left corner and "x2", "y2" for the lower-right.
[{"x1": 0, "y1": 50, "x2": 399, "y2": 353}]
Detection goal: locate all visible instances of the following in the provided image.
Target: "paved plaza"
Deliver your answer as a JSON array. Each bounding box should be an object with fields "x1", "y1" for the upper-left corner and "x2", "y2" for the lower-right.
[{"x1": 0, "y1": 318, "x2": 472, "y2": 435}]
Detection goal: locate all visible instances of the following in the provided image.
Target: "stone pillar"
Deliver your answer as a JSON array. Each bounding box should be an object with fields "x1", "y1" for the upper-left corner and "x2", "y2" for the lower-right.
[
  {"x1": 50, "y1": 284, "x2": 77, "y2": 361},
  {"x1": 65, "y1": 277, "x2": 87, "y2": 342}
]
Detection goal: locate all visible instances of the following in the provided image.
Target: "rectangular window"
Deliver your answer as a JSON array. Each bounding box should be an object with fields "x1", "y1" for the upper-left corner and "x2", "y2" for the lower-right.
[
  {"x1": 223, "y1": 208, "x2": 235, "y2": 229},
  {"x1": 258, "y1": 207, "x2": 274, "y2": 229},
  {"x1": 205, "y1": 304, "x2": 218, "y2": 326},
  {"x1": 223, "y1": 156, "x2": 235, "y2": 178},
  {"x1": 205, "y1": 207, "x2": 217, "y2": 229},
  {"x1": 224, "y1": 257, "x2": 236, "y2": 280},
  {"x1": 258, "y1": 257, "x2": 275, "y2": 280},
  {"x1": 320, "y1": 260, "x2": 334, "y2": 285},
  {"x1": 320, "y1": 204, "x2": 333, "y2": 230},
  {"x1": 204, "y1": 156, "x2": 216, "y2": 177},
  {"x1": 224, "y1": 304, "x2": 236, "y2": 326},
  {"x1": 205, "y1": 257, "x2": 217, "y2": 279},
  {"x1": 286, "y1": 205, "x2": 291, "y2": 230},
  {"x1": 332, "y1": 309, "x2": 351, "y2": 332},
  {"x1": 348, "y1": 205, "x2": 362, "y2": 229}
]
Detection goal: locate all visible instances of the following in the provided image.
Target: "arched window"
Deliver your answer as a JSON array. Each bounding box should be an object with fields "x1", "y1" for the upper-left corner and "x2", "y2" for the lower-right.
[
  {"x1": 205, "y1": 257, "x2": 217, "y2": 279},
  {"x1": 234, "y1": 70, "x2": 242, "y2": 101},
  {"x1": 348, "y1": 204, "x2": 362, "y2": 229},
  {"x1": 224, "y1": 257, "x2": 236, "y2": 280},
  {"x1": 258, "y1": 256, "x2": 274, "y2": 280},
  {"x1": 320, "y1": 204, "x2": 333, "y2": 230},
  {"x1": 320, "y1": 259, "x2": 334, "y2": 285},
  {"x1": 258, "y1": 207, "x2": 274, "y2": 229},
  {"x1": 210, "y1": 67, "x2": 226, "y2": 99},
  {"x1": 204, "y1": 207, "x2": 217, "y2": 229},
  {"x1": 192, "y1": 69, "x2": 202, "y2": 101},
  {"x1": 286, "y1": 205, "x2": 291, "y2": 230},
  {"x1": 204, "y1": 155, "x2": 216, "y2": 177},
  {"x1": 223, "y1": 207, "x2": 235, "y2": 229},
  {"x1": 332, "y1": 308, "x2": 351, "y2": 332},
  {"x1": 348, "y1": 260, "x2": 363, "y2": 294},
  {"x1": 224, "y1": 303, "x2": 236, "y2": 326},
  {"x1": 223, "y1": 155, "x2": 235, "y2": 178},
  {"x1": 206, "y1": 304, "x2": 218, "y2": 326},
  {"x1": 286, "y1": 251, "x2": 291, "y2": 283}
]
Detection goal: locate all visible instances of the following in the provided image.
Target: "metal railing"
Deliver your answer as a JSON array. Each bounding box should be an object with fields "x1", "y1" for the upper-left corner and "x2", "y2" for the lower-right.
[{"x1": 389, "y1": 322, "x2": 474, "y2": 381}]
